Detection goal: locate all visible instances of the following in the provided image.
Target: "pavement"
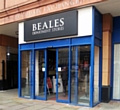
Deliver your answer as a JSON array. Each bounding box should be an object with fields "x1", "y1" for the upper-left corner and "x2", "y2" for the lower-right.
[{"x1": 0, "y1": 89, "x2": 120, "y2": 110}]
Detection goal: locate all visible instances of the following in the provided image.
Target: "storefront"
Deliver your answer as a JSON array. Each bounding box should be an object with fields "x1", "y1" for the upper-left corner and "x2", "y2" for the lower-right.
[
  {"x1": 18, "y1": 6, "x2": 102, "y2": 107},
  {"x1": 112, "y1": 16, "x2": 120, "y2": 100}
]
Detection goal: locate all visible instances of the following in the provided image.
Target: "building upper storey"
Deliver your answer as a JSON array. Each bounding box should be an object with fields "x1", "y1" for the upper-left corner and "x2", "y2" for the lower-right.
[
  {"x1": 0, "y1": 0, "x2": 37, "y2": 11},
  {"x1": 0, "y1": 0, "x2": 105, "y2": 25}
]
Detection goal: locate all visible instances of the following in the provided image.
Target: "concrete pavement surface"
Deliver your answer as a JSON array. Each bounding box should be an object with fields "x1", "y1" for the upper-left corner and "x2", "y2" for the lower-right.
[{"x1": 0, "y1": 89, "x2": 120, "y2": 110}]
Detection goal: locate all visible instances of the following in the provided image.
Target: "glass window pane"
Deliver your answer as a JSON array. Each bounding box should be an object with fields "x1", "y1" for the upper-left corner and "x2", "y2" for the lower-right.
[
  {"x1": 71, "y1": 47, "x2": 77, "y2": 103},
  {"x1": 58, "y1": 48, "x2": 69, "y2": 101},
  {"x1": 78, "y1": 46, "x2": 90, "y2": 105},
  {"x1": 94, "y1": 46, "x2": 99, "y2": 104},
  {"x1": 70, "y1": 46, "x2": 90, "y2": 106},
  {"x1": 35, "y1": 50, "x2": 45, "y2": 98},
  {"x1": 21, "y1": 51, "x2": 31, "y2": 98}
]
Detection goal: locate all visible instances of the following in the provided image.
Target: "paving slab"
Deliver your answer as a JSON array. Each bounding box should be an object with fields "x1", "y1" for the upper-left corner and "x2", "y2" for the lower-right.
[
  {"x1": 0, "y1": 89, "x2": 120, "y2": 110},
  {"x1": 22, "y1": 105, "x2": 46, "y2": 110},
  {"x1": 39, "y1": 108, "x2": 58, "y2": 110},
  {"x1": 5, "y1": 105, "x2": 26, "y2": 110},
  {"x1": 47, "y1": 104, "x2": 65, "y2": 109},
  {"x1": 61, "y1": 107, "x2": 78, "y2": 110}
]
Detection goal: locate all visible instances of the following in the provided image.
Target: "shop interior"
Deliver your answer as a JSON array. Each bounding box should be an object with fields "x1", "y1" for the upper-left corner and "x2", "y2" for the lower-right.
[
  {"x1": 21, "y1": 46, "x2": 90, "y2": 104},
  {"x1": 46, "y1": 46, "x2": 90, "y2": 103},
  {"x1": 47, "y1": 49, "x2": 57, "y2": 100},
  {"x1": 46, "y1": 48, "x2": 69, "y2": 101}
]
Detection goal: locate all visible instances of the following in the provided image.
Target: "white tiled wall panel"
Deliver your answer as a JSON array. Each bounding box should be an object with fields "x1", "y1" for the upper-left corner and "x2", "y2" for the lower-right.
[
  {"x1": 78, "y1": 7, "x2": 93, "y2": 37},
  {"x1": 113, "y1": 44, "x2": 120, "y2": 99}
]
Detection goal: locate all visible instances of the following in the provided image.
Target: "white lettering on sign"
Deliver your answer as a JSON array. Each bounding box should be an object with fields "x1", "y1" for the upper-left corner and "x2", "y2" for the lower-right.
[{"x1": 32, "y1": 17, "x2": 65, "y2": 35}]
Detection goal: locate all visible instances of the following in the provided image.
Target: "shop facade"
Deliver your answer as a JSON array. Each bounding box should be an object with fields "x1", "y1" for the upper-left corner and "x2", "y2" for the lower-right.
[
  {"x1": 1, "y1": 0, "x2": 120, "y2": 108},
  {"x1": 18, "y1": 6, "x2": 102, "y2": 107}
]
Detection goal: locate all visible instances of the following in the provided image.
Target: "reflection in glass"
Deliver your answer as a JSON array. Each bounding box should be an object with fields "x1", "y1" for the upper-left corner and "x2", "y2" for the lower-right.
[
  {"x1": 58, "y1": 48, "x2": 69, "y2": 101},
  {"x1": 35, "y1": 50, "x2": 45, "y2": 98},
  {"x1": 78, "y1": 46, "x2": 90, "y2": 105},
  {"x1": 70, "y1": 46, "x2": 90, "y2": 105},
  {"x1": 94, "y1": 46, "x2": 99, "y2": 104},
  {"x1": 21, "y1": 51, "x2": 31, "y2": 98},
  {"x1": 71, "y1": 47, "x2": 77, "y2": 103}
]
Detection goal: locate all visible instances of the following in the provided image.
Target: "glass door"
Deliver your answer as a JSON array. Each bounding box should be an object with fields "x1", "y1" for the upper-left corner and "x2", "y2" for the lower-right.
[
  {"x1": 56, "y1": 47, "x2": 69, "y2": 102},
  {"x1": 71, "y1": 46, "x2": 91, "y2": 106},
  {"x1": 35, "y1": 50, "x2": 47, "y2": 100},
  {"x1": 21, "y1": 51, "x2": 32, "y2": 98},
  {"x1": 71, "y1": 46, "x2": 78, "y2": 104}
]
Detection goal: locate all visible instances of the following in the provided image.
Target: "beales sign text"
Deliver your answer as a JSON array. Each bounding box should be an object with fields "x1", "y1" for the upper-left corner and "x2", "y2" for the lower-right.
[
  {"x1": 32, "y1": 17, "x2": 64, "y2": 35},
  {"x1": 24, "y1": 10, "x2": 78, "y2": 41}
]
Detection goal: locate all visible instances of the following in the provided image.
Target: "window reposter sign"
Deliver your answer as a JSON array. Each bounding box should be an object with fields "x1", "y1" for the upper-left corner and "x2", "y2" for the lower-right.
[{"x1": 24, "y1": 10, "x2": 78, "y2": 41}]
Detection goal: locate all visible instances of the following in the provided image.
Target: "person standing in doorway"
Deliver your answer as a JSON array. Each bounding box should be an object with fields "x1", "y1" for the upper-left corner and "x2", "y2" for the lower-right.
[{"x1": 61, "y1": 66, "x2": 68, "y2": 96}]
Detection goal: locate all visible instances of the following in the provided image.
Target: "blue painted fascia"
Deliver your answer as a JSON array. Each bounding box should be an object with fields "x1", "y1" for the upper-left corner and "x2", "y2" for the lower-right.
[
  {"x1": 89, "y1": 6, "x2": 95, "y2": 107},
  {"x1": 20, "y1": 43, "x2": 34, "y2": 50},
  {"x1": 94, "y1": 37, "x2": 102, "y2": 47},
  {"x1": 93, "y1": 6, "x2": 102, "y2": 40},
  {"x1": 110, "y1": 40, "x2": 114, "y2": 99},
  {"x1": 18, "y1": 45, "x2": 21, "y2": 97}
]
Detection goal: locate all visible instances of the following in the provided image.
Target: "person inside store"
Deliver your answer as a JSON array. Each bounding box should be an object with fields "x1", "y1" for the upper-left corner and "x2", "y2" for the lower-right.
[{"x1": 61, "y1": 66, "x2": 68, "y2": 96}]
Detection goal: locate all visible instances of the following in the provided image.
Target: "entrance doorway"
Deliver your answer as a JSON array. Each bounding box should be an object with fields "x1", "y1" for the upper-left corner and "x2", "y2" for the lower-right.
[
  {"x1": 47, "y1": 48, "x2": 56, "y2": 100},
  {"x1": 46, "y1": 48, "x2": 69, "y2": 102},
  {"x1": 20, "y1": 45, "x2": 91, "y2": 105},
  {"x1": 33, "y1": 48, "x2": 69, "y2": 102}
]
